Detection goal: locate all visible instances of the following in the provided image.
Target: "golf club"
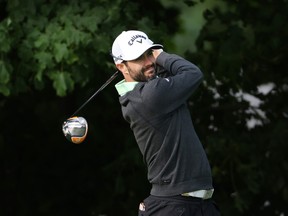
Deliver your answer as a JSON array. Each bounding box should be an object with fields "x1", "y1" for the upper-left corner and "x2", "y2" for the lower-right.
[{"x1": 62, "y1": 71, "x2": 119, "y2": 144}]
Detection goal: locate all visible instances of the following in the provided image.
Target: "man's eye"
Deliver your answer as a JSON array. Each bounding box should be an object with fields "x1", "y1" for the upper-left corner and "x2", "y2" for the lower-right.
[{"x1": 135, "y1": 55, "x2": 143, "y2": 61}]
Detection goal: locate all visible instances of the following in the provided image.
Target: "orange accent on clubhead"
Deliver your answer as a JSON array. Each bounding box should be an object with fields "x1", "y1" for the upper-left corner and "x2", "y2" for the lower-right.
[{"x1": 71, "y1": 136, "x2": 86, "y2": 144}]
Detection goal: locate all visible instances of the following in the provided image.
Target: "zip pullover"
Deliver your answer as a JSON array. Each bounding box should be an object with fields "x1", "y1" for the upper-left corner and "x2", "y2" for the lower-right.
[{"x1": 116, "y1": 52, "x2": 213, "y2": 196}]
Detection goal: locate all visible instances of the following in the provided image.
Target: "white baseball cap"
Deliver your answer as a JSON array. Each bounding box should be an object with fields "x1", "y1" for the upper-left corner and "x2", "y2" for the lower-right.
[{"x1": 111, "y1": 30, "x2": 163, "y2": 64}]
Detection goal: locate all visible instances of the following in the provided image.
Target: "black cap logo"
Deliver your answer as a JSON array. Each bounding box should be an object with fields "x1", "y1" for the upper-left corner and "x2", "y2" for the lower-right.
[{"x1": 128, "y1": 34, "x2": 146, "y2": 46}]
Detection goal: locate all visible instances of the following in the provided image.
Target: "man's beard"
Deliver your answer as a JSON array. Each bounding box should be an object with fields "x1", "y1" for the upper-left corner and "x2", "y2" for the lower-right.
[{"x1": 127, "y1": 63, "x2": 157, "y2": 82}]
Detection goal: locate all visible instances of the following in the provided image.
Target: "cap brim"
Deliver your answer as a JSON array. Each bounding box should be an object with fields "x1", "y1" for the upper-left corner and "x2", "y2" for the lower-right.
[{"x1": 123, "y1": 44, "x2": 163, "y2": 61}]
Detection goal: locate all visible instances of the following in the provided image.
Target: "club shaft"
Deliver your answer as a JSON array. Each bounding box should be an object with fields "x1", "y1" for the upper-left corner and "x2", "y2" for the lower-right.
[{"x1": 70, "y1": 71, "x2": 119, "y2": 117}]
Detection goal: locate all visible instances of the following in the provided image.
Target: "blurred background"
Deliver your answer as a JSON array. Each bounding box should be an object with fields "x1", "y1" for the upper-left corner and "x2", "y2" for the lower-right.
[{"x1": 0, "y1": 0, "x2": 287, "y2": 215}]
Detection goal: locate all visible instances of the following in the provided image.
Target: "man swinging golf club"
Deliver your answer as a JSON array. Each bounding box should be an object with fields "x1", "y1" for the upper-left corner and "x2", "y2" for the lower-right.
[{"x1": 112, "y1": 30, "x2": 221, "y2": 216}]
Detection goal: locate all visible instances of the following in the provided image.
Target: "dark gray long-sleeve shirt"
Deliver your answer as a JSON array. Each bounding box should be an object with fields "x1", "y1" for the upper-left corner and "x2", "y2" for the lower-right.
[{"x1": 117, "y1": 52, "x2": 213, "y2": 196}]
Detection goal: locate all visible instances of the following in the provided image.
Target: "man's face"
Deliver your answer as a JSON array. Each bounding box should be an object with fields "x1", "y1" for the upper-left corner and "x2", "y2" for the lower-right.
[{"x1": 124, "y1": 49, "x2": 156, "y2": 82}]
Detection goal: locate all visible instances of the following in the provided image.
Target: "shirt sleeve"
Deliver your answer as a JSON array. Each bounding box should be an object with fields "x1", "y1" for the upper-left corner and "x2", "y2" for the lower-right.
[{"x1": 142, "y1": 51, "x2": 203, "y2": 114}]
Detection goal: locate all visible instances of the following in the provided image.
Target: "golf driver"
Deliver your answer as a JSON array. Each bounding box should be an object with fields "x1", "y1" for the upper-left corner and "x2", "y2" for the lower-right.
[{"x1": 62, "y1": 71, "x2": 119, "y2": 144}]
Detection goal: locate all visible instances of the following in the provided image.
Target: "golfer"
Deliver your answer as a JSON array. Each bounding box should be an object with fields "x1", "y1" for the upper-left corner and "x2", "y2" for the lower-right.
[{"x1": 111, "y1": 30, "x2": 220, "y2": 216}]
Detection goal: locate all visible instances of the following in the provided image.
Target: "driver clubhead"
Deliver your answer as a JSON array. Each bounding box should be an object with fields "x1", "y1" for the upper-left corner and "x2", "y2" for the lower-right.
[{"x1": 62, "y1": 116, "x2": 88, "y2": 144}]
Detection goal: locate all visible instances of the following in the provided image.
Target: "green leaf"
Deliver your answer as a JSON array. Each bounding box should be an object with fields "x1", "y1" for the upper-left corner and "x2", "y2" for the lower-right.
[
  {"x1": 6, "y1": 17, "x2": 12, "y2": 27},
  {"x1": 67, "y1": 53, "x2": 79, "y2": 65},
  {"x1": 34, "y1": 51, "x2": 53, "y2": 72},
  {"x1": 0, "y1": 60, "x2": 10, "y2": 84},
  {"x1": 0, "y1": 25, "x2": 11, "y2": 53},
  {"x1": 34, "y1": 34, "x2": 49, "y2": 49},
  {"x1": 50, "y1": 71, "x2": 74, "y2": 97},
  {"x1": 53, "y1": 43, "x2": 69, "y2": 63},
  {"x1": 0, "y1": 84, "x2": 10, "y2": 96}
]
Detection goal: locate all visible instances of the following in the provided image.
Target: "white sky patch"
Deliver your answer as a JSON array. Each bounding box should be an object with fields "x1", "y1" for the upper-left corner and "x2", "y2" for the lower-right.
[
  {"x1": 205, "y1": 79, "x2": 222, "y2": 100},
  {"x1": 246, "y1": 116, "x2": 264, "y2": 128},
  {"x1": 209, "y1": 86, "x2": 221, "y2": 99},
  {"x1": 243, "y1": 83, "x2": 275, "y2": 128},
  {"x1": 257, "y1": 82, "x2": 275, "y2": 95},
  {"x1": 243, "y1": 93, "x2": 263, "y2": 107},
  {"x1": 205, "y1": 82, "x2": 276, "y2": 130},
  {"x1": 232, "y1": 84, "x2": 275, "y2": 129},
  {"x1": 263, "y1": 200, "x2": 271, "y2": 207},
  {"x1": 236, "y1": 91, "x2": 265, "y2": 129}
]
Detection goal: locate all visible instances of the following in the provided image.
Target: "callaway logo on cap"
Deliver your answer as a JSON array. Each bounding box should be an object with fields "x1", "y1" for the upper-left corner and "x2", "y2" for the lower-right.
[{"x1": 112, "y1": 30, "x2": 163, "y2": 64}]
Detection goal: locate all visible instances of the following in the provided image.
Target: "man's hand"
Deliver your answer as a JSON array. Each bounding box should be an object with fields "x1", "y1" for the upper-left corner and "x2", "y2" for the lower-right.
[{"x1": 152, "y1": 49, "x2": 163, "y2": 60}]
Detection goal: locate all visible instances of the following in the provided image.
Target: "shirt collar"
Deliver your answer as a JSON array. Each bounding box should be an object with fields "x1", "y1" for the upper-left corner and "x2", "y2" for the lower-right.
[{"x1": 115, "y1": 79, "x2": 138, "y2": 96}]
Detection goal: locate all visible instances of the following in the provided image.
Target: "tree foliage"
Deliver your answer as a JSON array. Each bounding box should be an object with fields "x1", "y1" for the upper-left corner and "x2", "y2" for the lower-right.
[
  {"x1": 0, "y1": 0, "x2": 177, "y2": 97},
  {"x1": 0, "y1": 0, "x2": 287, "y2": 216},
  {"x1": 0, "y1": 0, "x2": 178, "y2": 215},
  {"x1": 188, "y1": 0, "x2": 288, "y2": 215}
]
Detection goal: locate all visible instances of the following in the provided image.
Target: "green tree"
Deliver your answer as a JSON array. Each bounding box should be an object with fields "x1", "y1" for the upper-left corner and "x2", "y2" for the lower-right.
[
  {"x1": 186, "y1": 0, "x2": 288, "y2": 215},
  {"x1": 0, "y1": 0, "x2": 179, "y2": 215}
]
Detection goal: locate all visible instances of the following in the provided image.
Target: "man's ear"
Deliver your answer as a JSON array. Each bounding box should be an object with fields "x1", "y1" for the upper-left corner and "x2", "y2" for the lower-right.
[{"x1": 116, "y1": 63, "x2": 128, "y2": 74}]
